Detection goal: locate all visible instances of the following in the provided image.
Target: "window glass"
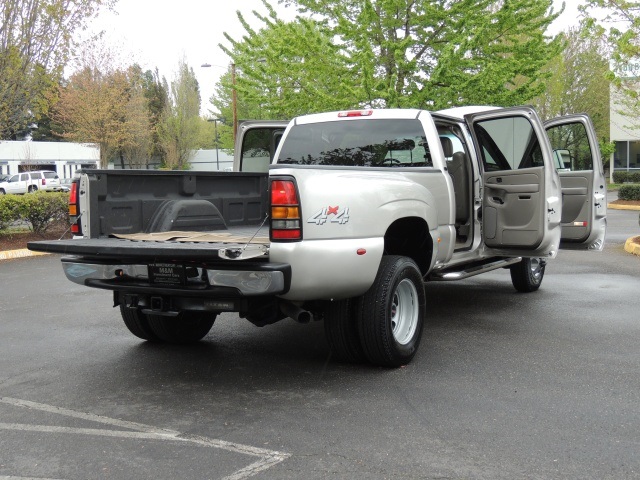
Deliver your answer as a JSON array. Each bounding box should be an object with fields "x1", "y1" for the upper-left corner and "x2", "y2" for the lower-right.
[
  {"x1": 278, "y1": 119, "x2": 431, "y2": 167},
  {"x1": 474, "y1": 116, "x2": 543, "y2": 171},
  {"x1": 44, "y1": 172, "x2": 58, "y2": 179},
  {"x1": 240, "y1": 128, "x2": 283, "y2": 172},
  {"x1": 546, "y1": 122, "x2": 593, "y2": 171}
]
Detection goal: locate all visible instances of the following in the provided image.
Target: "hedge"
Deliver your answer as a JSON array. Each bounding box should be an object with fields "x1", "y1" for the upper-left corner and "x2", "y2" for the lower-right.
[
  {"x1": 618, "y1": 184, "x2": 640, "y2": 201},
  {"x1": 612, "y1": 171, "x2": 640, "y2": 183},
  {"x1": 0, "y1": 192, "x2": 69, "y2": 235}
]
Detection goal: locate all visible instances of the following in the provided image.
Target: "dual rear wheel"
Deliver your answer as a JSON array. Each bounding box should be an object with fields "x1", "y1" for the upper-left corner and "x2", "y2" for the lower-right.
[
  {"x1": 119, "y1": 305, "x2": 215, "y2": 343},
  {"x1": 324, "y1": 255, "x2": 426, "y2": 368}
]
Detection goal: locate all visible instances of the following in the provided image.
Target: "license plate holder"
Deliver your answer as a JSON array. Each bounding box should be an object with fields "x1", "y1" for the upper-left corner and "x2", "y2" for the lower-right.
[{"x1": 148, "y1": 263, "x2": 186, "y2": 285}]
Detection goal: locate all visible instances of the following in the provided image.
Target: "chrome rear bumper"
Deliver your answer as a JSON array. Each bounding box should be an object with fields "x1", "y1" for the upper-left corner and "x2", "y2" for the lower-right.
[{"x1": 61, "y1": 258, "x2": 289, "y2": 296}]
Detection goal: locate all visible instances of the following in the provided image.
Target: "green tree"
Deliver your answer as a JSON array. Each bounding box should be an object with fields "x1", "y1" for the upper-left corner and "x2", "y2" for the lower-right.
[
  {"x1": 118, "y1": 65, "x2": 155, "y2": 169},
  {"x1": 0, "y1": 0, "x2": 115, "y2": 139},
  {"x1": 219, "y1": 7, "x2": 359, "y2": 120},
  {"x1": 581, "y1": 1, "x2": 640, "y2": 62},
  {"x1": 266, "y1": 0, "x2": 563, "y2": 109},
  {"x1": 214, "y1": 1, "x2": 563, "y2": 144},
  {"x1": 141, "y1": 68, "x2": 169, "y2": 162},
  {"x1": 157, "y1": 58, "x2": 202, "y2": 170},
  {"x1": 532, "y1": 27, "x2": 614, "y2": 160},
  {"x1": 581, "y1": 1, "x2": 640, "y2": 137}
]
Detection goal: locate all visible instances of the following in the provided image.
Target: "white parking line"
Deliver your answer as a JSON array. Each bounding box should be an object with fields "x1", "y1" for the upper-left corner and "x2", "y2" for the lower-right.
[
  {"x1": 0, "y1": 397, "x2": 290, "y2": 480},
  {"x1": 0, "y1": 476, "x2": 65, "y2": 480}
]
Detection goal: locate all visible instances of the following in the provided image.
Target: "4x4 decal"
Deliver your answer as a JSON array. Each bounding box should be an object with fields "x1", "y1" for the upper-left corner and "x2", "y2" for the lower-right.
[{"x1": 307, "y1": 206, "x2": 350, "y2": 225}]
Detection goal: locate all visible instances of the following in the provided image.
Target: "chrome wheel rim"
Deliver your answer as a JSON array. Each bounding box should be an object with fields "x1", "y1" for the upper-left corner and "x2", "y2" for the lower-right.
[
  {"x1": 390, "y1": 279, "x2": 419, "y2": 345},
  {"x1": 530, "y1": 258, "x2": 543, "y2": 280}
]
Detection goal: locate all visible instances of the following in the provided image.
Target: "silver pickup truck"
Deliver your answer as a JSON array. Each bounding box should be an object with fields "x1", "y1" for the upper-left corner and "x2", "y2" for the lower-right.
[{"x1": 29, "y1": 106, "x2": 607, "y2": 367}]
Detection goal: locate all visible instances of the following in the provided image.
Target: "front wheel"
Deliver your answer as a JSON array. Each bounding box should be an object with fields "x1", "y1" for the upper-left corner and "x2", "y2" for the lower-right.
[
  {"x1": 147, "y1": 311, "x2": 216, "y2": 343},
  {"x1": 357, "y1": 256, "x2": 426, "y2": 367},
  {"x1": 510, "y1": 257, "x2": 546, "y2": 293}
]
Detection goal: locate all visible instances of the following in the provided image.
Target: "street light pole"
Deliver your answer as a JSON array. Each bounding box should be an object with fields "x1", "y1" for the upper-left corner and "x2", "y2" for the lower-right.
[
  {"x1": 207, "y1": 118, "x2": 220, "y2": 170},
  {"x1": 231, "y1": 63, "x2": 238, "y2": 146}
]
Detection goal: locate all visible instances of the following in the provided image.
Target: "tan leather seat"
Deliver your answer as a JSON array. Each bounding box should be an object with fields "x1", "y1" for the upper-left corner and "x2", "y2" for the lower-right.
[{"x1": 449, "y1": 151, "x2": 470, "y2": 224}]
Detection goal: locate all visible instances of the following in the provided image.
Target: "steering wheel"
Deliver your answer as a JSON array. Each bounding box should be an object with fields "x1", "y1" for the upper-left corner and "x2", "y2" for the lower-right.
[{"x1": 381, "y1": 157, "x2": 401, "y2": 166}]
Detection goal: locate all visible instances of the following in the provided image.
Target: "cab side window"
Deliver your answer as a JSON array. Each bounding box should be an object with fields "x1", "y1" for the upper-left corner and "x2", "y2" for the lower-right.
[
  {"x1": 474, "y1": 116, "x2": 543, "y2": 171},
  {"x1": 546, "y1": 122, "x2": 593, "y2": 172}
]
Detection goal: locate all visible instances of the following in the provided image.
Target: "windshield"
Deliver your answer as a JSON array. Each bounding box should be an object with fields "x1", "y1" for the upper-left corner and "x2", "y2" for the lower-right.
[{"x1": 278, "y1": 119, "x2": 432, "y2": 167}]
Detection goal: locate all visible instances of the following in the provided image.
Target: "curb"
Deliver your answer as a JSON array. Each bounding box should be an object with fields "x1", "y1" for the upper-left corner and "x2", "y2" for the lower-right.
[
  {"x1": 607, "y1": 203, "x2": 640, "y2": 211},
  {"x1": 0, "y1": 249, "x2": 49, "y2": 261},
  {"x1": 625, "y1": 237, "x2": 640, "y2": 256}
]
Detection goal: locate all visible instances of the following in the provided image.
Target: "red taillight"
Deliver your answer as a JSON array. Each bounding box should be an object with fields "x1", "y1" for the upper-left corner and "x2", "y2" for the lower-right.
[
  {"x1": 271, "y1": 180, "x2": 297, "y2": 205},
  {"x1": 42, "y1": 178, "x2": 46, "y2": 185},
  {"x1": 338, "y1": 109, "x2": 373, "y2": 117},
  {"x1": 69, "y1": 181, "x2": 82, "y2": 235},
  {"x1": 69, "y1": 181, "x2": 78, "y2": 205},
  {"x1": 270, "y1": 179, "x2": 301, "y2": 241}
]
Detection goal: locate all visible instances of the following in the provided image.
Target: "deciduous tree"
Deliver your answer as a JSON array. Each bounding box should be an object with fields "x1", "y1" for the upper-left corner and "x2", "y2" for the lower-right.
[
  {"x1": 0, "y1": 0, "x2": 115, "y2": 139},
  {"x1": 52, "y1": 45, "x2": 152, "y2": 168},
  {"x1": 581, "y1": 1, "x2": 640, "y2": 135},
  {"x1": 157, "y1": 58, "x2": 202, "y2": 170},
  {"x1": 217, "y1": 0, "x2": 564, "y2": 120},
  {"x1": 532, "y1": 27, "x2": 613, "y2": 159}
]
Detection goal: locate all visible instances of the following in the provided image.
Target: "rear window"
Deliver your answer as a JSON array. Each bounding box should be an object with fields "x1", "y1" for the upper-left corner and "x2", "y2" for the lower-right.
[
  {"x1": 278, "y1": 119, "x2": 432, "y2": 167},
  {"x1": 43, "y1": 172, "x2": 58, "y2": 179}
]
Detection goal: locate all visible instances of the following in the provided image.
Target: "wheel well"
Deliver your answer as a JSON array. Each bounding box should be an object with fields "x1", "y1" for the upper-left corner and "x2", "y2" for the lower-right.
[{"x1": 383, "y1": 217, "x2": 432, "y2": 275}]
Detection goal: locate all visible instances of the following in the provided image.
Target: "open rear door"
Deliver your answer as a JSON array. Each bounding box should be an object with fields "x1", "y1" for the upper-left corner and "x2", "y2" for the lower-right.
[
  {"x1": 465, "y1": 107, "x2": 562, "y2": 258},
  {"x1": 544, "y1": 115, "x2": 607, "y2": 250}
]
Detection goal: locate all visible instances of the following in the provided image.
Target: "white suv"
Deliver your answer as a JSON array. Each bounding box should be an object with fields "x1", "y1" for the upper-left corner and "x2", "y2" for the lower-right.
[{"x1": 0, "y1": 170, "x2": 63, "y2": 194}]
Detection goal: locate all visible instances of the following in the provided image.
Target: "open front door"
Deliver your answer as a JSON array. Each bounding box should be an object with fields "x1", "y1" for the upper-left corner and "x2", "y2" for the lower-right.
[
  {"x1": 465, "y1": 107, "x2": 562, "y2": 258},
  {"x1": 544, "y1": 115, "x2": 607, "y2": 250}
]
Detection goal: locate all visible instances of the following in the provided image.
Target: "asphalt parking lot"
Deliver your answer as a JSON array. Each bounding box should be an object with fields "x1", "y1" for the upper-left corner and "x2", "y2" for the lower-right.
[{"x1": 0, "y1": 206, "x2": 639, "y2": 479}]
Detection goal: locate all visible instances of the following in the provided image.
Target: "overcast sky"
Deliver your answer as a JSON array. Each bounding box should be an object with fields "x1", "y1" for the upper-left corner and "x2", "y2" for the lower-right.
[{"x1": 84, "y1": 0, "x2": 579, "y2": 115}]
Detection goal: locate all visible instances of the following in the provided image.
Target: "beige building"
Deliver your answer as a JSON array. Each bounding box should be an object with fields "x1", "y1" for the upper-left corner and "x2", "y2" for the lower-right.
[{"x1": 610, "y1": 61, "x2": 640, "y2": 175}]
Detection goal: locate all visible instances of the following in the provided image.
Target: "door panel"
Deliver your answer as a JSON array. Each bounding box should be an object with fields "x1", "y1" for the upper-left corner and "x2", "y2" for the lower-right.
[
  {"x1": 545, "y1": 115, "x2": 606, "y2": 250},
  {"x1": 465, "y1": 107, "x2": 562, "y2": 258},
  {"x1": 559, "y1": 172, "x2": 592, "y2": 241},
  {"x1": 484, "y1": 169, "x2": 544, "y2": 248}
]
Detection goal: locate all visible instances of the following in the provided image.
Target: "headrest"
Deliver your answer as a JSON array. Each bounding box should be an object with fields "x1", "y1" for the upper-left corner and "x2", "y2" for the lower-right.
[{"x1": 440, "y1": 136, "x2": 453, "y2": 157}]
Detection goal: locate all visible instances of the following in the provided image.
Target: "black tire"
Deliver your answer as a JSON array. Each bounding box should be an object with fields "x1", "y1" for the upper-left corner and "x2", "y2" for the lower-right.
[
  {"x1": 357, "y1": 255, "x2": 426, "y2": 367},
  {"x1": 147, "y1": 311, "x2": 216, "y2": 343},
  {"x1": 119, "y1": 305, "x2": 160, "y2": 341},
  {"x1": 28, "y1": 185, "x2": 37, "y2": 193},
  {"x1": 324, "y1": 299, "x2": 365, "y2": 363},
  {"x1": 510, "y1": 257, "x2": 546, "y2": 293},
  {"x1": 0, "y1": 189, "x2": 5, "y2": 195}
]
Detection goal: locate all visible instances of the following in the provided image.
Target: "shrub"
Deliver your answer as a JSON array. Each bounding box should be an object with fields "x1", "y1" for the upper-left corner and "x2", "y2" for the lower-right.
[
  {"x1": 618, "y1": 184, "x2": 640, "y2": 201},
  {"x1": 16, "y1": 192, "x2": 69, "y2": 235},
  {"x1": 0, "y1": 194, "x2": 22, "y2": 230},
  {"x1": 612, "y1": 171, "x2": 628, "y2": 184},
  {"x1": 630, "y1": 171, "x2": 640, "y2": 183}
]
